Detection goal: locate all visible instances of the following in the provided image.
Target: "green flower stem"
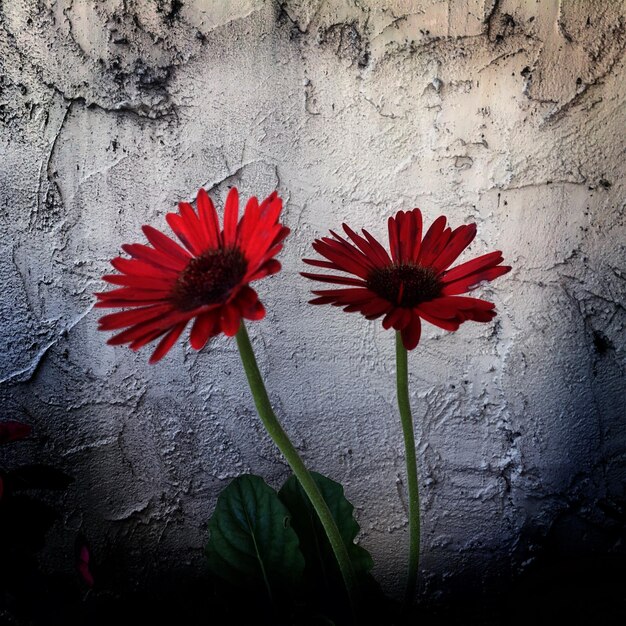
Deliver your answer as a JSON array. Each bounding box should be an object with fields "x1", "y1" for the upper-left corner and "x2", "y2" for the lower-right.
[
  {"x1": 235, "y1": 321, "x2": 358, "y2": 614},
  {"x1": 395, "y1": 332, "x2": 420, "y2": 609}
]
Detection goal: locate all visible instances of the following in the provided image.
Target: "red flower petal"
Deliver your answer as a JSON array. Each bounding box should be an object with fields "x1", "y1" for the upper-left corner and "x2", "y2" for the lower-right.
[
  {"x1": 302, "y1": 258, "x2": 342, "y2": 270},
  {"x1": 420, "y1": 296, "x2": 497, "y2": 324},
  {"x1": 0, "y1": 421, "x2": 32, "y2": 444},
  {"x1": 142, "y1": 225, "x2": 191, "y2": 263},
  {"x1": 312, "y1": 240, "x2": 371, "y2": 279},
  {"x1": 417, "y1": 215, "x2": 447, "y2": 266},
  {"x1": 234, "y1": 287, "x2": 265, "y2": 320},
  {"x1": 388, "y1": 213, "x2": 401, "y2": 262},
  {"x1": 271, "y1": 225, "x2": 291, "y2": 248},
  {"x1": 76, "y1": 542, "x2": 95, "y2": 588},
  {"x1": 397, "y1": 308, "x2": 413, "y2": 329},
  {"x1": 311, "y1": 288, "x2": 376, "y2": 305},
  {"x1": 95, "y1": 297, "x2": 169, "y2": 309},
  {"x1": 95, "y1": 287, "x2": 172, "y2": 303},
  {"x1": 327, "y1": 232, "x2": 376, "y2": 271},
  {"x1": 309, "y1": 295, "x2": 338, "y2": 305},
  {"x1": 102, "y1": 274, "x2": 175, "y2": 290},
  {"x1": 98, "y1": 303, "x2": 174, "y2": 331},
  {"x1": 399, "y1": 209, "x2": 422, "y2": 263},
  {"x1": 130, "y1": 328, "x2": 168, "y2": 351},
  {"x1": 111, "y1": 256, "x2": 178, "y2": 278},
  {"x1": 220, "y1": 304, "x2": 241, "y2": 337},
  {"x1": 240, "y1": 296, "x2": 265, "y2": 321},
  {"x1": 237, "y1": 196, "x2": 260, "y2": 248},
  {"x1": 415, "y1": 306, "x2": 461, "y2": 331},
  {"x1": 382, "y1": 307, "x2": 404, "y2": 330},
  {"x1": 248, "y1": 259, "x2": 282, "y2": 282},
  {"x1": 441, "y1": 250, "x2": 503, "y2": 283},
  {"x1": 167, "y1": 212, "x2": 201, "y2": 256},
  {"x1": 300, "y1": 272, "x2": 366, "y2": 287},
  {"x1": 245, "y1": 224, "x2": 284, "y2": 263},
  {"x1": 122, "y1": 243, "x2": 187, "y2": 272},
  {"x1": 463, "y1": 308, "x2": 497, "y2": 322},
  {"x1": 408, "y1": 209, "x2": 423, "y2": 262},
  {"x1": 197, "y1": 188, "x2": 221, "y2": 249},
  {"x1": 360, "y1": 297, "x2": 392, "y2": 319},
  {"x1": 362, "y1": 229, "x2": 393, "y2": 265},
  {"x1": 223, "y1": 187, "x2": 239, "y2": 245},
  {"x1": 431, "y1": 224, "x2": 477, "y2": 272},
  {"x1": 177, "y1": 202, "x2": 208, "y2": 252},
  {"x1": 259, "y1": 193, "x2": 283, "y2": 226},
  {"x1": 149, "y1": 321, "x2": 188, "y2": 363},
  {"x1": 441, "y1": 265, "x2": 511, "y2": 296},
  {"x1": 401, "y1": 315, "x2": 422, "y2": 350},
  {"x1": 434, "y1": 296, "x2": 496, "y2": 311},
  {"x1": 190, "y1": 311, "x2": 219, "y2": 350},
  {"x1": 342, "y1": 223, "x2": 391, "y2": 267}
]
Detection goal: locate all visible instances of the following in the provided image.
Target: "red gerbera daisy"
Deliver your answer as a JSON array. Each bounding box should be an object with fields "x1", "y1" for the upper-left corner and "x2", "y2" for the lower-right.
[
  {"x1": 96, "y1": 187, "x2": 289, "y2": 363},
  {"x1": 302, "y1": 209, "x2": 510, "y2": 350}
]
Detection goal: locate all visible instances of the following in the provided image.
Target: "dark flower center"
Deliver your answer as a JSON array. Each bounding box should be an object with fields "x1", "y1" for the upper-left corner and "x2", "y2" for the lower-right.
[
  {"x1": 171, "y1": 248, "x2": 248, "y2": 311},
  {"x1": 367, "y1": 263, "x2": 442, "y2": 307}
]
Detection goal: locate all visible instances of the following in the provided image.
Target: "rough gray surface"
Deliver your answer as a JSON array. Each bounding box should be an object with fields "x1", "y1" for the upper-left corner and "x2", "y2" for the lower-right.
[{"x1": 1, "y1": 0, "x2": 625, "y2": 600}]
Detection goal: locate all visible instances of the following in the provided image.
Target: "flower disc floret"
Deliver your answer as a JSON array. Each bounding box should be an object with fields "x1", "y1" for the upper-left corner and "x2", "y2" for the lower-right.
[
  {"x1": 172, "y1": 248, "x2": 248, "y2": 311},
  {"x1": 367, "y1": 264, "x2": 442, "y2": 308}
]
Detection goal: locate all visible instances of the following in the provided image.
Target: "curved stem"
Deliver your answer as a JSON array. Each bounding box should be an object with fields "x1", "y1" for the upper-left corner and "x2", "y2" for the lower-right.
[
  {"x1": 396, "y1": 332, "x2": 420, "y2": 610},
  {"x1": 235, "y1": 321, "x2": 358, "y2": 615}
]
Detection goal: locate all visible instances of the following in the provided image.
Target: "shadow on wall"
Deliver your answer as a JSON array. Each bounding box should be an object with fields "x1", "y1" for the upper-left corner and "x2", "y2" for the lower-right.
[{"x1": 6, "y1": 419, "x2": 622, "y2": 625}]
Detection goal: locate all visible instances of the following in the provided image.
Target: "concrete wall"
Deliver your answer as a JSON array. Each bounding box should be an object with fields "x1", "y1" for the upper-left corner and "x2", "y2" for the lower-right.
[{"x1": 1, "y1": 0, "x2": 625, "y2": 599}]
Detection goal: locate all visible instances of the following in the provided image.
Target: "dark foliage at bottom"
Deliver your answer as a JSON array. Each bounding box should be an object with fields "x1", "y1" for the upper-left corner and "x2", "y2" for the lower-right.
[{"x1": 1, "y1": 553, "x2": 625, "y2": 625}]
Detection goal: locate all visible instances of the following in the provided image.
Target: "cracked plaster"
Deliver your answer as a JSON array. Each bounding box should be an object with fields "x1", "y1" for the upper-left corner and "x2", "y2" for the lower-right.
[{"x1": 1, "y1": 0, "x2": 625, "y2": 602}]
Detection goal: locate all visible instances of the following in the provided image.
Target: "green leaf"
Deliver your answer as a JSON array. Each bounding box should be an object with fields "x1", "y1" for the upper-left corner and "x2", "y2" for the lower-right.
[
  {"x1": 205, "y1": 474, "x2": 305, "y2": 598},
  {"x1": 278, "y1": 472, "x2": 373, "y2": 584}
]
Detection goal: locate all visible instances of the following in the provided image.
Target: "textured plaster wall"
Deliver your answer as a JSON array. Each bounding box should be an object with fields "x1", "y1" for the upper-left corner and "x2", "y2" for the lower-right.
[{"x1": 1, "y1": 0, "x2": 625, "y2": 600}]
